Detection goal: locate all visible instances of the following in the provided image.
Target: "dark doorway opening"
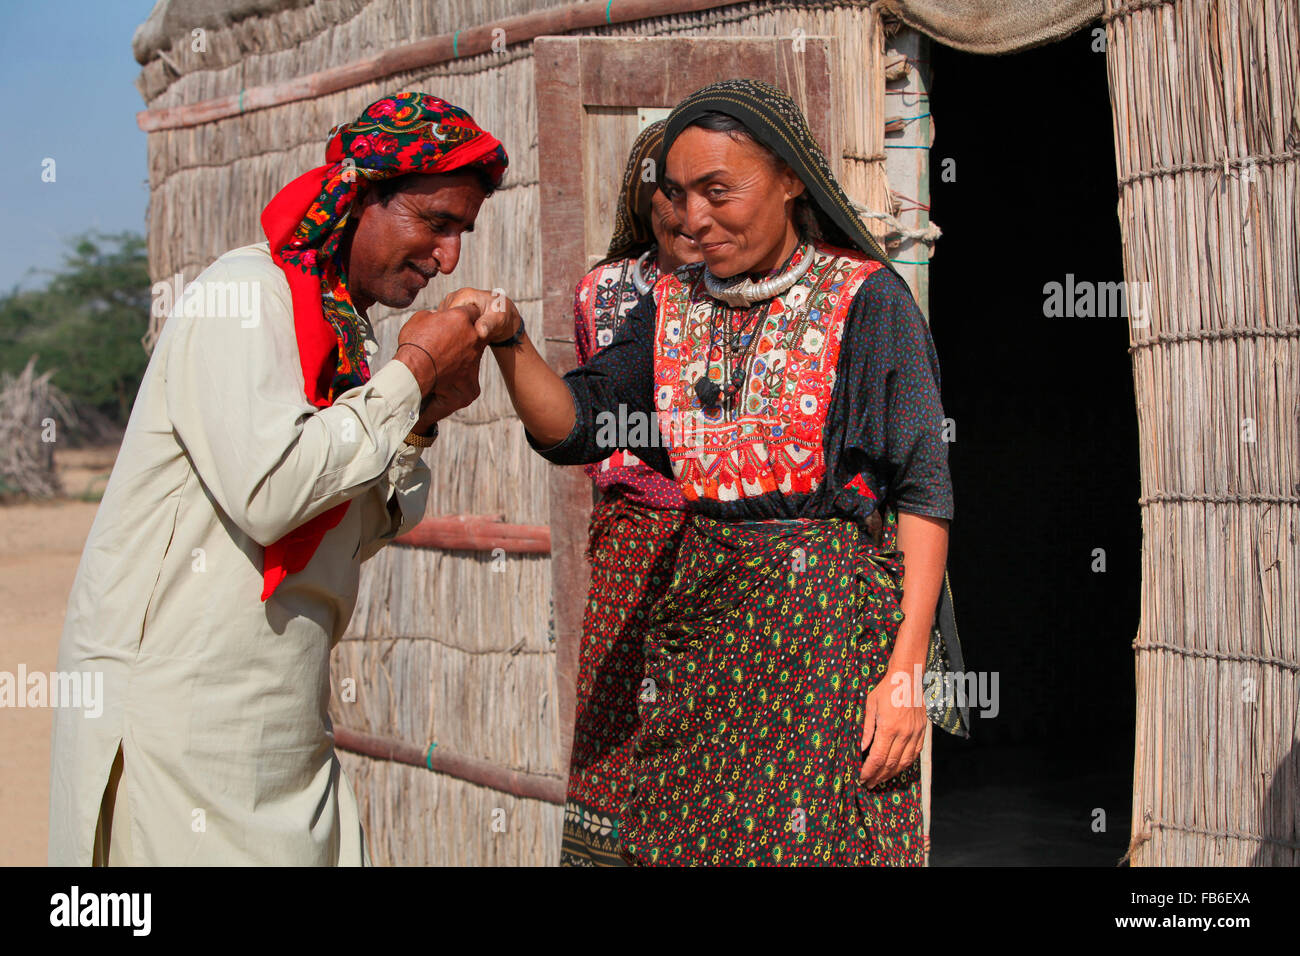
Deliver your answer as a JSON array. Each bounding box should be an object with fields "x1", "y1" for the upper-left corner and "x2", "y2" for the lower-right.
[{"x1": 927, "y1": 32, "x2": 1140, "y2": 865}]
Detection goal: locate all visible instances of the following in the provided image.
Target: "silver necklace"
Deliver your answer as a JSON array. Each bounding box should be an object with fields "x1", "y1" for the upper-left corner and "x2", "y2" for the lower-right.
[
  {"x1": 702, "y1": 242, "x2": 814, "y2": 307},
  {"x1": 630, "y1": 249, "x2": 655, "y2": 296}
]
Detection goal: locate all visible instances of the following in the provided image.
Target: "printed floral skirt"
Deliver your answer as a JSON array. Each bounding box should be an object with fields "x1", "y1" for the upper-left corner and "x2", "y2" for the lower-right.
[
  {"x1": 560, "y1": 495, "x2": 687, "y2": 866},
  {"x1": 618, "y1": 511, "x2": 925, "y2": 866}
]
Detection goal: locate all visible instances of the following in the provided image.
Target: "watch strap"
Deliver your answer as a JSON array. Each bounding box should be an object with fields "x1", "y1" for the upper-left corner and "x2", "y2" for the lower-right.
[{"x1": 403, "y1": 421, "x2": 438, "y2": 447}]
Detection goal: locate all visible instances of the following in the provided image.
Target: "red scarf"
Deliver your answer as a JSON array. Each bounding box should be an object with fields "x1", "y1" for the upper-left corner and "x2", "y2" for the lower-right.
[{"x1": 257, "y1": 92, "x2": 507, "y2": 601}]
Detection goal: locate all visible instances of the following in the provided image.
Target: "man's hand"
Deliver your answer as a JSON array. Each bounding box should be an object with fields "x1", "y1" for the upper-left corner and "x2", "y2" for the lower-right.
[
  {"x1": 396, "y1": 303, "x2": 484, "y2": 392},
  {"x1": 413, "y1": 366, "x2": 481, "y2": 432},
  {"x1": 442, "y1": 286, "x2": 576, "y2": 447},
  {"x1": 439, "y1": 288, "x2": 522, "y2": 345},
  {"x1": 395, "y1": 303, "x2": 488, "y2": 430}
]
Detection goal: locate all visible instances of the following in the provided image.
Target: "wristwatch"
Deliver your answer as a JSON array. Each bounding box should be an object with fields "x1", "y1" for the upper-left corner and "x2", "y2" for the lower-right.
[
  {"x1": 489, "y1": 313, "x2": 526, "y2": 349},
  {"x1": 403, "y1": 421, "x2": 438, "y2": 448}
]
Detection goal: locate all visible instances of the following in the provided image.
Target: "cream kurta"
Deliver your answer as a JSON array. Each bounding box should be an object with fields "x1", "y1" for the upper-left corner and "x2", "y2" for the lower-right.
[{"x1": 48, "y1": 242, "x2": 431, "y2": 865}]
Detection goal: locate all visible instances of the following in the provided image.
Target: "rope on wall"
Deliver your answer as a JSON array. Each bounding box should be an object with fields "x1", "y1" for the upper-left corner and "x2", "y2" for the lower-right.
[{"x1": 850, "y1": 197, "x2": 943, "y2": 244}]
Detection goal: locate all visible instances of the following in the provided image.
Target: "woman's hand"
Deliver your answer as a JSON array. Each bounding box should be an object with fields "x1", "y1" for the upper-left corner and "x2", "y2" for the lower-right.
[
  {"x1": 439, "y1": 288, "x2": 521, "y2": 345},
  {"x1": 439, "y1": 287, "x2": 577, "y2": 447},
  {"x1": 859, "y1": 665, "x2": 927, "y2": 787},
  {"x1": 859, "y1": 510, "x2": 948, "y2": 787}
]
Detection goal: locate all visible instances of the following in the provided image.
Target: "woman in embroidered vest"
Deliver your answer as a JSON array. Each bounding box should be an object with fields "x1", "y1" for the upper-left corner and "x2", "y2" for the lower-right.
[
  {"x1": 455, "y1": 79, "x2": 954, "y2": 865},
  {"x1": 561, "y1": 120, "x2": 703, "y2": 865}
]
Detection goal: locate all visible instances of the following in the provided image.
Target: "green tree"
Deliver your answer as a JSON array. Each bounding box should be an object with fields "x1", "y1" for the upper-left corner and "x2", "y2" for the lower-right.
[{"x1": 0, "y1": 231, "x2": 150, "y2": 425}]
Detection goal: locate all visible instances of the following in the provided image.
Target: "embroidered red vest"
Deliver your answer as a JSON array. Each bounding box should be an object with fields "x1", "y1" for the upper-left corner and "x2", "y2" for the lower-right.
[{"x1": 652, "y1": 241, "x2": 884, "y2": 505}]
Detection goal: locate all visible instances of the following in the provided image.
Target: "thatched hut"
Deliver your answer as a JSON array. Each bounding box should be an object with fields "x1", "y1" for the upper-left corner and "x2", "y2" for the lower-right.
[{"x1": 132, "y1": 0, "x2": 1297, "y2": 865}]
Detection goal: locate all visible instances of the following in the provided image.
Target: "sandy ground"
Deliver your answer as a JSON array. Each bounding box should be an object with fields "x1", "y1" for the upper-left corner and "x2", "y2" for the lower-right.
[{"x1": 0, "y1": 445, "x2": 116, "y2": 866}]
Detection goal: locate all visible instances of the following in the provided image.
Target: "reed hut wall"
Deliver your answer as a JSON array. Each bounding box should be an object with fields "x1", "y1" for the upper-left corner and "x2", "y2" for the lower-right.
[
  {"x1": 136, "y1": 0, "x2": 900, "y2": 865},
  {"x1": 1105, "y1": 0, "x2": 1299, "y2": 866}
]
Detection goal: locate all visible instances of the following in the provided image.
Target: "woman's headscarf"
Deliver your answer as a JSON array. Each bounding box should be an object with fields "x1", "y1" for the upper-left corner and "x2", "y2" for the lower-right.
[
  {"x1": 257, "y1": 91, "x2": 508, "y2": 601},
  {"x1": 602, "y1": 119, "x2": 668, "y2": 263},
  {"x1": 657, "y1": 78, "x2": 896, "y2": 276}
]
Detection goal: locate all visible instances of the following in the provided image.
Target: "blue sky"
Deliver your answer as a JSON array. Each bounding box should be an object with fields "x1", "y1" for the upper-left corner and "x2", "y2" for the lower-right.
[{"x1": 0, "y1": 1, "x2": 151, "y2": 291}]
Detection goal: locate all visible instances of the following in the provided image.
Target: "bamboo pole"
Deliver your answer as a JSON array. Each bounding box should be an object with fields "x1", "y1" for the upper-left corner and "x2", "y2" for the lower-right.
[
  {"x1": 882, "y1": 30, "x2": 933, "y2": 314},
  {"x1": 334, "y1": 726, "x2": 567, "y2": 805},
  {"x1": 881, "y1": 25, "x2": 936, "y2": 865},
  {"x1": 395, "y1": 514, "x2": 552, "y2": 553}
]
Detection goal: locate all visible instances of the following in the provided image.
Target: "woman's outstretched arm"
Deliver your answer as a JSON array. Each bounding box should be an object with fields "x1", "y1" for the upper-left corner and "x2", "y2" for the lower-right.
[
  {"x1": 437, "y1": 287, "x2": 574, "y2": 446},
  {"x1": 440, "y1": 287, "x2": 670, "y2": 475}
]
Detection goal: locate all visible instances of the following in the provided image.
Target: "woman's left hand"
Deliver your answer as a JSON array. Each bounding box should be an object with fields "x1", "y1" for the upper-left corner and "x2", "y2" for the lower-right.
[
  {"x1": 859, "y1": 511, "x2": 947, "y2": 786},
  {"x1": 859, "y1": 664, "x2": 927, "y2": 787}
]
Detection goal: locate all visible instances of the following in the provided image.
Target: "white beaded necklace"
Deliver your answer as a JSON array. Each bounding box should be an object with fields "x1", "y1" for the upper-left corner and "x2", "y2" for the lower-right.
[{"x1": 702, "y1": 242, "x2": 814, "y2": 307}]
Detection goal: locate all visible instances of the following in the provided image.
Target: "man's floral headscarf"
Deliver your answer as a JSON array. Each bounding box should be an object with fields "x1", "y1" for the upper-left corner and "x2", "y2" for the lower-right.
[{"x1": 257, "y1": 91, "x2": 508, "y2": 601}]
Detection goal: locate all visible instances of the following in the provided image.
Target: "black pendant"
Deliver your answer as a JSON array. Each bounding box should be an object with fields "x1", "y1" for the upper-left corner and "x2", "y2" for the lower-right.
[{"x1": 694, "y1": 376, "x2": 723, "y2": 409}]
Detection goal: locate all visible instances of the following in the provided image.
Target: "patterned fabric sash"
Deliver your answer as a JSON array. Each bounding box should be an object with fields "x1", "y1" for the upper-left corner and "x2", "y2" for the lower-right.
[{"x1": 619, "y1": 513, "x2": 926, "y2": 865}]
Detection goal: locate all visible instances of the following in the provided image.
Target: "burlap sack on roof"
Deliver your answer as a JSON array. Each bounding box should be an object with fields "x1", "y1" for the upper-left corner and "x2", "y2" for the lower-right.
[{"x1": 880, "y1": 0, "x2": 1103, "y2": 54}]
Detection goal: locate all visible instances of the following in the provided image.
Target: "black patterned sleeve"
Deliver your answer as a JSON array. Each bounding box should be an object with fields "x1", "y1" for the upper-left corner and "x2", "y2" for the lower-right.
[
  {"x1": 838, "y1": 267, "x2": 954, "y2": 521},
  {"x1": 524, "y1": 291, "x2": 674, "y2": 479}
]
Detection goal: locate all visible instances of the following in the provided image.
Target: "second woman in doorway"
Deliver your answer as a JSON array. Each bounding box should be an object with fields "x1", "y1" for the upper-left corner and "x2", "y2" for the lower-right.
[{"x1": 560, "y1": 120, "x2": 703, "y2": 865}]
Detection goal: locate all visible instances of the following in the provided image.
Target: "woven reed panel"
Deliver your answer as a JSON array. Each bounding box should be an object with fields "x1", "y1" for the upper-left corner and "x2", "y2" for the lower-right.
[{"x1": 1106, "y1": 0, "x2": 1299, "y2": 867}]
